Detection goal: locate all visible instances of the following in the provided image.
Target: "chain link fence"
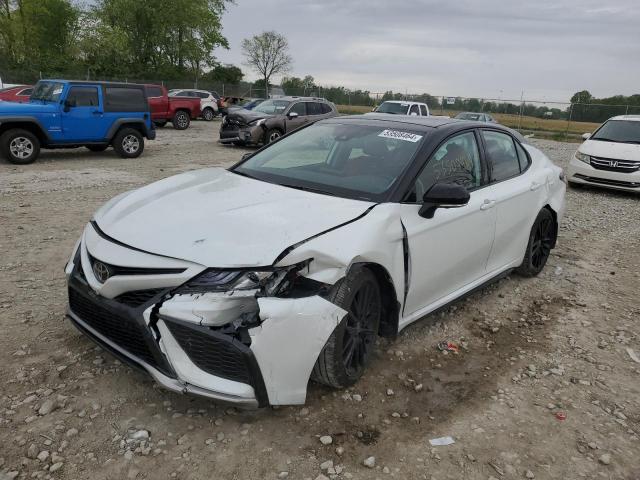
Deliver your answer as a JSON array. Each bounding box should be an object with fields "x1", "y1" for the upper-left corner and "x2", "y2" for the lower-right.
[{"x1": 3, "y1": 67, "x2": 639, "y2": 142}]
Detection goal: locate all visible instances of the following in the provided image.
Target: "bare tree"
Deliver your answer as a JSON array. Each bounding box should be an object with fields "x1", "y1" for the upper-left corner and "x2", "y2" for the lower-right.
[{"x1": 241, "y1": 31, "x2": 292, "y2": 97}]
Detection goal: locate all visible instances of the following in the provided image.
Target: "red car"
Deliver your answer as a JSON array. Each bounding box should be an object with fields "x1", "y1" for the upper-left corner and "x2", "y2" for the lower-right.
[
  {"x1": 144, "y1": 84, "x2": 201, "y2": 130},
  {"x1": 0, "y1": 85, "x2": 33, "y2": 103}
]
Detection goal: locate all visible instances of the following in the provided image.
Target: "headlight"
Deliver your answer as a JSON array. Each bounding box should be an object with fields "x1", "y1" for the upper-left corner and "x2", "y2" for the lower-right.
[
  {"x1": 575, "y1": 151, "x2": 590, "y2": 164},
  {"x1": 176, "y1": 260, "x2": 311, "y2": 296},
  {"x1": 249, "y1": 118, "x2": 265, "y2": 126}
]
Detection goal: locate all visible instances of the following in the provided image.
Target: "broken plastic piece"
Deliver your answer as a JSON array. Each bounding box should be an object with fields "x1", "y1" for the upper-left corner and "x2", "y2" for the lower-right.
[
  {"x1": 437, "y1": 341, "x2": 459, "y2": 353},
  {"x1": 555, "y1": 412, "x2": 567, "y2": 421},
  {"x1": 429, "y1": 436, "x2": 455, "y2": 446}
]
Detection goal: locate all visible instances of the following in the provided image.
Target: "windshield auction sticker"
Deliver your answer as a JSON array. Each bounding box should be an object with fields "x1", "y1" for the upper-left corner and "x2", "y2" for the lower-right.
[{"x1": 378, "y1": 130, "x2": 423, "y2": 142}]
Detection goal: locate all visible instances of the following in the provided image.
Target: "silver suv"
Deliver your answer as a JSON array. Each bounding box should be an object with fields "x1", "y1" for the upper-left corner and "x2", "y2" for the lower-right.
[{"x1": 219, "y1": 96, "x2": 338, "y2": 146}]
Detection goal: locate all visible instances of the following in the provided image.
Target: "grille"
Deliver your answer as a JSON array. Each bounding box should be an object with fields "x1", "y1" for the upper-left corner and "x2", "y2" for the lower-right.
[
  {"x1": 68, "y1": 288, "x2": 158, "y2": 367},
  {"x1": 165, "y1": 321, "x2": 252, "y2": 384},
  {"x1": 590, "y1": 156, "x2": 640, "y2": 173},
  {"x1": 574, "y1": 174, "x2": 640, "y2": 188},
  {"x1": 87, "y1": 253, "x2": 186, "y2": 277},
  {"x1": 115, "y1": 288, "x2": 166, "y2": 307}
]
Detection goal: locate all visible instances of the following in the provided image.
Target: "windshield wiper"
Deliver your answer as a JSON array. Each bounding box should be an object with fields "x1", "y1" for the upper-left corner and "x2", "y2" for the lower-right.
[
  {"x1": 231, "y1": 169, "x2": 260, "y2": 180},
  {"x1": 279, "y1": 183, "x2": 336, "y2": 197}
]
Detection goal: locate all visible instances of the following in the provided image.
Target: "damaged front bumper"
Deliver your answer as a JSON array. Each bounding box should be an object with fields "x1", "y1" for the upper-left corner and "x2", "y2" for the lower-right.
[{"x1": 65, "y1": 237, "x2": 346, "y2": 407}]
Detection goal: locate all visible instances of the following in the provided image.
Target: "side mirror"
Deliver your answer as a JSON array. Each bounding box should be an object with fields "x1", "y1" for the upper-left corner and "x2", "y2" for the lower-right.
[
  {"x1": 419, "y1": 183, "x2": 470, "y2": 219},
  {"x1": 582, "y1": 133, "x2": 591, "y2": 140},
  {"x1": 63, "y1": 99, "x2": 75, "y2": 112},
  {"x1": 287, "y1": 111, "x2": 299, "y2": 119}
]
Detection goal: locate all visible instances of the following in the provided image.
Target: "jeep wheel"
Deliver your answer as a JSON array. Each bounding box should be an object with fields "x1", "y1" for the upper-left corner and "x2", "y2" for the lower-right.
[
  {"x1": 86, "y1": 145, "x2": 108, "y2": 152},
  {"x1": 1, "y1": 129, "x2": 40, "y2": 165},
  {"x1": 172, "y1": 111, "x2": 190, "y2": 130},
  {"x1": 265, "y1": 128, "x2": 282, "y2": 144},
  {"x1": 113, "y1": 128, "x2": 144, "y2": 158},
  {"x1": 202, "y1": 108, "x2": 215, "y2": 121}
]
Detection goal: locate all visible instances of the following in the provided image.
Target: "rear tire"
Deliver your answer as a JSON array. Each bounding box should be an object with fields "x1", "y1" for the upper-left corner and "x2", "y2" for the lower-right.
[
  {"x1": 0, "y1": 128, "x2": 40, "y2": 165},
  {"x1": 312, "y1": 267, "x2": 381, "y2": 388},
  {"x1": 86, "y1": 145, "x2": 108, "y2": 152},
  {"x1": 516, "y1": 208, "x2": 556, "y2": 277},
  {"x1": 172, "y1": 110, "x2": 190, "y2": 130},
  {"x1": 202, "y1": 108, "x2": 215, "y2": 121},
  {"x1": 113, "y1": 128, "x2": 144, "y2": 158}
]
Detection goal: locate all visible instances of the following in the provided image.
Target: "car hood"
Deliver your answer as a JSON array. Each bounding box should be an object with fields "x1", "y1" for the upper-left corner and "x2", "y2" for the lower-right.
[
  {"x1": 93, "y1": 168, "x2": 374, "y2": 267},
  {"x1": 227, "y1": 109, "x2": 272, "y2": 123},
  {"x1": 580, "y1": 139, "x2": 640, "y2": 161},
  {"x1": 0, "y1": 100, "x2": 58, "y2": 115}
]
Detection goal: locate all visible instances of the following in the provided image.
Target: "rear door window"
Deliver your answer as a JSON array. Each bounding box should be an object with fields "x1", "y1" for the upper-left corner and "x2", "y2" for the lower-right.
[
  {"x1": 306, "y1": 102, "x2": 323, "y2": 116},
  {"x1": 481, "y1": 130, "x2": 522, "y2": 182},
  {"x1": 67, "y1": 86, "x2": 99, "y2": 107},
  {"x1": 515, "y1": 142, "x2": 530, "y2": 171},
  {"x1": 320, "y1": 103, "x2": 333, "y2": 114},
  {"x1": 105, "y1": 87, "x2": 147, "y2": 112},
  {"x1": 419, "y1": 105, "x2": 428, "y2": 116}
]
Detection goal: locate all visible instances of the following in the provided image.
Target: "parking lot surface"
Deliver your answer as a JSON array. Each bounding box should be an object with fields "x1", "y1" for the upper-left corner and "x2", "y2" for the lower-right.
[{"x1": 1, "y1": 121, "x2": 639, "y2": 479}]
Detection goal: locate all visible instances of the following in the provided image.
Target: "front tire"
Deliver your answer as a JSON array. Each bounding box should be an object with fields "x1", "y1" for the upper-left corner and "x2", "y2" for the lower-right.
[
  {"x1": 312, "y1": 267, "x2": 381, "y2": 388},
  {"x1": 0, "y1": 129, "x2": 40, "y2": 165},
  {"x1": 202, "y1": 108, "x2": 215, "y2": 121},
  {"x1": 265, "y1": 128, "x2": 282, "y2": 144},
  {"x1": 113, "y1": 128, "x2": 144, "y2": 158},
  {"x1": 172, "y1": 111, "x2": 190, "y2": 130},
  {"x1": 516, "y1": 208, "x2": 556, "y2": 277}
]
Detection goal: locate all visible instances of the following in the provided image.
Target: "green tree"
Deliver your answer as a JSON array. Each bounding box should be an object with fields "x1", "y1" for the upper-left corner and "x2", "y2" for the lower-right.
[{"x1": 241, "y1": 31, "x2": 292, "y2": 98}]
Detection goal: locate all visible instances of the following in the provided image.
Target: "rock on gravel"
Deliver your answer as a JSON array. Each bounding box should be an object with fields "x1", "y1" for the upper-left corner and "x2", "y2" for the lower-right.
[
  {"x1": 319, "y1": 435, "x2": 333, "y2": 445},
  {"x1": 363, "y1": 456, "x2": 376, "y2": 468}
]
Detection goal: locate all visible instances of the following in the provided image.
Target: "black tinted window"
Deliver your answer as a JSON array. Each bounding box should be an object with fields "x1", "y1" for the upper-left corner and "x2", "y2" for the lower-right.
[
  {"x1": 67, "y1": 86, "x2": 99, "y2": 107},
  {"x1": 289, "y1": 102, "x2": 306, "y2": 116},
  {"x1": 19, "y1": 88, "x2": 33, "y2": 96},
  {"x1": 147, "y1": 87, "x2": 163, "y2": 97},
  {"x1": 105, "y1": 87, "x2": 147, "y2": 112},
  {"x1": 411, "y1": 132, "x2": 482, "y2": 200},
  {"x1": 320, "y1": 103, "x2": 333, "y2": 114},
  {"x1": 306, "y1": 102, "x2": 323, "y2": 115},
  {"x1": 482, "y1": 131, "x2": 521, "y2": 182},
  {"x1": 420, "y1": 105, "x2": 428, "y2": 116}
]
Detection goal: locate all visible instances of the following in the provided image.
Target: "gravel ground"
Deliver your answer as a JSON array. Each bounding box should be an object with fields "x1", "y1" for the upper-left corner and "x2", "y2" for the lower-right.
[{"x1": 1, "y1": 122, "x2": 639, "y2": 480}]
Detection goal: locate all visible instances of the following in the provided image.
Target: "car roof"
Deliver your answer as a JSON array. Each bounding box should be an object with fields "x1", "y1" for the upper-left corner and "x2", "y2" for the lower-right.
[
  {"x1": 380, "y1": 100, "x2": 427, "y2": 105},
  {"x1": 325, "y1": 113, "x2": 511, "y2": 133},
  {"x1": 42, "y1": 79, "x2": 145, "y2": 89},
  {"x1": 609, "y1": 115, "x2": 640, "y2": 122},
  {"x1": 272, "y1": 96, "x2": 330, "y2": 102}
]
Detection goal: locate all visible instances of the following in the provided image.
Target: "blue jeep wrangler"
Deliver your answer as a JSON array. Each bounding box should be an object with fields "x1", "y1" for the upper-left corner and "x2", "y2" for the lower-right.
[{"x1": 0, "y1": 80, "x2": 156, "y2": 164}]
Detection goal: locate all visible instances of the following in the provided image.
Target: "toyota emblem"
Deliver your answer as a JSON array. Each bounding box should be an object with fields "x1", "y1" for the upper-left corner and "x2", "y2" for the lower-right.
[{"x1": 92, "y1": 261, "x2": 111, "y2": 283}]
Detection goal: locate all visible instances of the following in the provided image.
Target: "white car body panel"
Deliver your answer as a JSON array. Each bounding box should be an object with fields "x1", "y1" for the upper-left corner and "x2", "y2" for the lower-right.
[
  {"x1": 250, "y1": 297, "x2": 347, "y2": 405},
  {"x1": 94, "y1": 168, "x2": 374, "y2": 267}
]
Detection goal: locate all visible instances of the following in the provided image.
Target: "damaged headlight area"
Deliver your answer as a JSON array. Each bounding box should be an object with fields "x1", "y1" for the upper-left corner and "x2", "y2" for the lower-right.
[{"x1": 159, "y1": 259, "x2": 331, "y2": 330}]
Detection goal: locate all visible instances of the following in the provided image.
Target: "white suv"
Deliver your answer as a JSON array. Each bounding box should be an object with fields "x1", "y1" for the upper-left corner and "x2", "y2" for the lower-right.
[
  {"x1": 373, "y1": 100, "x2": 430, "y2": 116},
  {"x1": 567, "y1": 115, "x2": 640, "y2": 192},
  {"x1": 168, "y1": 89, "x2": 219, "y2": 121}
]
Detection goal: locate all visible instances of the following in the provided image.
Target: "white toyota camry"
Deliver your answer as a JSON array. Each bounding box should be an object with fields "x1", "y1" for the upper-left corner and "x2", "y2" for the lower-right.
[
  {"x1": 65, "y1": 114, "x2": 566, "y2": 407},
  {"x1": 567, "y1": 115, "x2": 640, "y2": 192}
]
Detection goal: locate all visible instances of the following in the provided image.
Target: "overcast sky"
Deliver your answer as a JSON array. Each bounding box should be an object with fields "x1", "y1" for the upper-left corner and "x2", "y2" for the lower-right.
[{"x1": 215, "y1": 0, "x2": 640, "y2": 103}]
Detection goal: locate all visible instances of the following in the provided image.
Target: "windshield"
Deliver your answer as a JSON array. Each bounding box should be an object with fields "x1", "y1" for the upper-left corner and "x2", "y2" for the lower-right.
[
  {"x1": 30, "y1": 81, "x2": 65, "y2": 102},
  {"x1": 376, "y1": 102, "x2": 410, "y2": 115},
  {"x1": 253, "y1": 99, "x2": 290, "y2": 115},
  {"x1": 232, "y1": 122, "x2": 426, "y2": 201},
  {"x1": 456, "y1": 113, "x2": 482, "y2": 121},
  {"x1": 591, "y1": 120, "x2": 640, "y2": 144}
]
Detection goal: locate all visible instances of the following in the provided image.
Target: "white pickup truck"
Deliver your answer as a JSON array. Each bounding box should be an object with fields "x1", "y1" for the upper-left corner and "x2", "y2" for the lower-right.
[{"x1": 373, "y1": 100, "x2": 430, "y2": 116}]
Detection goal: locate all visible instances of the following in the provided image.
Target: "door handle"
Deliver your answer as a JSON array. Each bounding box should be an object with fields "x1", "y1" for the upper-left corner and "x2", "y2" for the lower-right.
[
  {"x1": 480, "y1": 199, "x2": 496, "y2": 210},
  {"x1": 530, "y1": 182, "x2": 542, "y2": 191}
]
